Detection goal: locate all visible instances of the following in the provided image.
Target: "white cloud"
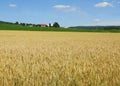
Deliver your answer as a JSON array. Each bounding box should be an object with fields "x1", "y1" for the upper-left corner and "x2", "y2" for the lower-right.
[
  {"x1": 53, "y1": 5, "x2": 80, "y2": 12},
  {"x1": 9, "y1": 4, "x2": 16, "y2": 7},
  {"x1": 94, "y1": 19, "x2": 100, "y2": 22},
  {"x1": 95, "y1": 2, "x2": 112, "y2": 8},
  {"x1": 53, "y1": 5, "x2": 70, "y2": 9}
]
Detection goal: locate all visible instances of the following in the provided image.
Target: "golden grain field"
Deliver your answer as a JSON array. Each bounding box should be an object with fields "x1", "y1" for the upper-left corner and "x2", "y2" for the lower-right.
[{"x1": 0, "y1": 31, "x2": 120, "y2": 86}]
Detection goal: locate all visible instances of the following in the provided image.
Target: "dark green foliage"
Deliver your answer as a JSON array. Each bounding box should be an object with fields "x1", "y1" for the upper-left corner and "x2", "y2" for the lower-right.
[
  {"x1": 49, "y1": 23, "x2": 51, "y2": 27},
  {"x1": 36, "y1": 24, "x2": 40, "y2": 27},
  {"x1": 15, "y1": 21, "x2": 19, "y2": 24},
  {"x1": 0, "y1": 21, "x2": 13, "y2": 24},
  {"x1": 70, "y1": 26, "x2": 120, "y2": 30},
  {"x1": 103, "y1": 26, "x2": 120, "y2": 30},
  {"x1": 53, "y1": 22, "x2": 60, "y2": 28},
  {"x1": 20, "y1": 23, "x2": 26, "y2": 26}
]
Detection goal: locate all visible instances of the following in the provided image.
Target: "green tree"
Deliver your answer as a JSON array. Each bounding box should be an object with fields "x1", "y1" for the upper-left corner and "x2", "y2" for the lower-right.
[
  {"x1": 49, "y1": 23, "x2": 51, "y2": 27},
  {"x1": 15, "y1": 21, "x2": 19, "y2": 24},
  {"x1": 53, "y1": 22, "x2": 60, "y2": 28}
]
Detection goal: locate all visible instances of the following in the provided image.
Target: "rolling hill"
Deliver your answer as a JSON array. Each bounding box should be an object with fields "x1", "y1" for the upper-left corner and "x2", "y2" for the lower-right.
[{"x1": 0, "y1": 21, "x2": 120, "y2": 32}]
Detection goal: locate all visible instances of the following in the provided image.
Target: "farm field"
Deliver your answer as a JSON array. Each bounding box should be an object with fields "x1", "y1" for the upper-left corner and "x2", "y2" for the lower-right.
[{"x1": 0, "y1": 31, "x2": 120, "y2": 86}]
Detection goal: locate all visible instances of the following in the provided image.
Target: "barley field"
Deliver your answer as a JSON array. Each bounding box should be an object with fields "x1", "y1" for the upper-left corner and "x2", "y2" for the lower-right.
[{"x1": 0, "y1": 31, "x2": 120, "y2": 86}]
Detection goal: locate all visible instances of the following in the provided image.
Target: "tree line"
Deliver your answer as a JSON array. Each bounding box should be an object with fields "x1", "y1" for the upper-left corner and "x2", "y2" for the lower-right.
[
  {"x1": 15, "y1": 21, "x2": 60, "y2": 28},
  {"x1": 70, "y1": 26, "x2": 120, "y2": 30}
]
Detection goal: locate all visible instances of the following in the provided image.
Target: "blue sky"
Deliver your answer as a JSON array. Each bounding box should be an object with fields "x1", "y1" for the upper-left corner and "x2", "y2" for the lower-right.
[{"x1": 0, "y1": 0, "x2": 120, "y2": 27}]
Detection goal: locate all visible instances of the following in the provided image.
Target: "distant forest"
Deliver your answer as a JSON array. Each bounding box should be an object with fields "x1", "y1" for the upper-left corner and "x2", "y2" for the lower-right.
[
  {"x1": 69, "y1": 26, "x2": 120, "y2": 30},
  {"x1": 0, "y1": 21, "x2": 14, "y2": 24}
]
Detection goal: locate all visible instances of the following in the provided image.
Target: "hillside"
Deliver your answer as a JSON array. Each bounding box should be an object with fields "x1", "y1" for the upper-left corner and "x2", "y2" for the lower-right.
[
  {"x1": 0, "y1": 21, "x2": 120, "y2": 32},
  {"x1": 69, "y1": 26, "x2": 120, "y2": 31},
  {"x1": 0, "y1": 21, "x2": 81, "y2": 32}
]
